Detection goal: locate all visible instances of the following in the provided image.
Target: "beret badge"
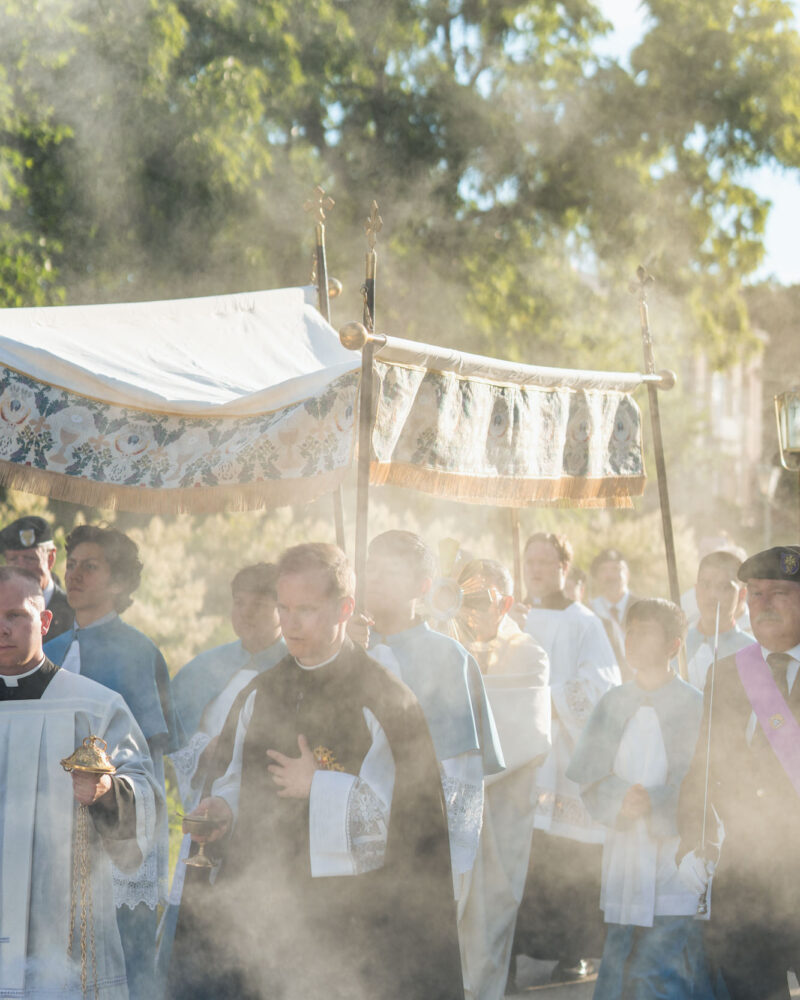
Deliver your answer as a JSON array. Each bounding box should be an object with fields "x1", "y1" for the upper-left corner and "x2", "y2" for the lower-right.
[{"x1": 780, "y1": 551, "x2": 800, "y2": 576}]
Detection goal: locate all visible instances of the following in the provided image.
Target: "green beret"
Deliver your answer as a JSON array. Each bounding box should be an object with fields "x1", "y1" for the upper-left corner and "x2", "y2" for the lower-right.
[
  {"x1": 738, "y1": 546, "x2": 800, "y2": 583},
  {"x1": 0, "y1": 516, "x2": 53, "y2": 552}
]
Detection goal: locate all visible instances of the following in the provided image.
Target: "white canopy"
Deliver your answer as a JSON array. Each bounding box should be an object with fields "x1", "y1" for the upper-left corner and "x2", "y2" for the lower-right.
[
  {"x1": 0, "y1": 286, "x2": 357, "y2": 415},
  {"x1": 0, "y1": 286, "x2": 645, "y2": 513},
  {"x1": 0, "y1": 286, "x2": 359, "y2": 511}
]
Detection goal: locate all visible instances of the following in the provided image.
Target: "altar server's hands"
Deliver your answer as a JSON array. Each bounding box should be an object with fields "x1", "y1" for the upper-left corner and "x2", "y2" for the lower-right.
[
  {"x1": 72, "y1": 771, "x2": 114, "y2": 807},
  {"x1": 346, "y1": 613, "x2": 373, "y2": 649},
  {"x1": 620, "y1": 783, "x2": 652, "y2": 820}
]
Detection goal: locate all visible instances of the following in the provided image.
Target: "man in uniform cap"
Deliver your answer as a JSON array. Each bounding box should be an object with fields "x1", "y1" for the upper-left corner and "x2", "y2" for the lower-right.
[
  {"x1": 678, "y1": 545, "x2": 800, "y2": 1000},
  {"x1": 0, "y1": 515, "x2": 72, "y2": 638}
]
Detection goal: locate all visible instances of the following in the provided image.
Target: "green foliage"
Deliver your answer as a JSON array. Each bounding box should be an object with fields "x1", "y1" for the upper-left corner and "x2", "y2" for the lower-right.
[{"x1": 0, "y1": 0, "x2": 796, "y2": 365}]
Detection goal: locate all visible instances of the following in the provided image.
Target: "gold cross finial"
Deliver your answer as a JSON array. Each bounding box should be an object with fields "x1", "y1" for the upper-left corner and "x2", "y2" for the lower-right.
[
  {"x1": 365, "y1": 201, "x2": 383, "y2": 251},
  {"x1": 304, "y1": 185, "x2": 335, "y2": 224}
]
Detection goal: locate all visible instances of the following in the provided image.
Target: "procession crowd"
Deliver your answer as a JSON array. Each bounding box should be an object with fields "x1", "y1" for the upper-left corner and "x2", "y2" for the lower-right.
[{"x1": 1, "y1": 513, "x2": 798, "y2": 1000}]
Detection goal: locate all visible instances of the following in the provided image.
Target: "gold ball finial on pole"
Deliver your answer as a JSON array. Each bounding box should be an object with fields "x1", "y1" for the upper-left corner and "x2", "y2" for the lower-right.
[{"x1": 339, "y1": 322, "x2": 370, "y2": 351}]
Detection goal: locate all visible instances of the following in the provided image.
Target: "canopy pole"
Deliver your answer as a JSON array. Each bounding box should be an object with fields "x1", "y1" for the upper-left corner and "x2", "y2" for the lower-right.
[
  {"x1": 305, "y1": 185, "x2": 346, "y2": 551},
  {"x1": 354, "y1": 202, "x2": 383, "y2": 609},
  {"x1": 633, "y1": 265, "x2": 686, "y2": 675},
  {"x1": 510, "y1": 508, "x2": 523, "y2": 600}
]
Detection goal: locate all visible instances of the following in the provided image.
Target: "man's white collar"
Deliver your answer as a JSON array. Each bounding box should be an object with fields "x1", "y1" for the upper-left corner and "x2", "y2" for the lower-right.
[{"x1": 0, "y1": 655, "x2": 46, "y2": 687}]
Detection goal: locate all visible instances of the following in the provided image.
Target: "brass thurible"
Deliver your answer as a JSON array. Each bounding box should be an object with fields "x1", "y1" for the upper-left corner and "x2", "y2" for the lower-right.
[{"x1": 61, "y1": 735, "x2": 117, "y2": 997}]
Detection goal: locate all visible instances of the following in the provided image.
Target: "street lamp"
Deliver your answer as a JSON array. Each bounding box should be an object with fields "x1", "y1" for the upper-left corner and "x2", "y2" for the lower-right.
[{"x1": 775, "y1": 389, "x2": 800, "y2": 538}]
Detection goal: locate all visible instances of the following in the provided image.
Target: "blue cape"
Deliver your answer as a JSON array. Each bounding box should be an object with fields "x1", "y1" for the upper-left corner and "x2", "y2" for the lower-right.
[
  {"x1": 685, "y1": 624, "x2": 753, "y2": 665},
  {"x1": 370, "y1": 621, "x2": 504, "y2": 774},
  {"x1": 45, "y1": 616, "x2": 182, "y2": 752},
  {"x1": 171, "y1": 637, "x2": 287, "y2": 739}
]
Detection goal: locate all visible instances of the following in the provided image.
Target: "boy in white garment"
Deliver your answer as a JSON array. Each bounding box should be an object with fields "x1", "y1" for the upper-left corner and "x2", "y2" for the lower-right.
[{"x1": 567, "y1": 599, "x2": 716, "y2": 1000}]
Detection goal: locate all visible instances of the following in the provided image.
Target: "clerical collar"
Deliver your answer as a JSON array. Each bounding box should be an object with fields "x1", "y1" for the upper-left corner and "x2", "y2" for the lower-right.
[
  {"x1": 0, "y1": 656, "x2": 46, "y2": 687},
  {"x1": 294, "y1": 645, "x2": 343, "y2": 671},
  {"x1": 529, "y1": 591, "x2": 572, "y2": 611}
]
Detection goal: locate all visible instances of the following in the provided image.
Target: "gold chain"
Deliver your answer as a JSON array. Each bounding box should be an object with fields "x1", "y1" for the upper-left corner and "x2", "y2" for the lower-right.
[{"x1": 68, "y1": 804, "x2": 98, "y2": 998}]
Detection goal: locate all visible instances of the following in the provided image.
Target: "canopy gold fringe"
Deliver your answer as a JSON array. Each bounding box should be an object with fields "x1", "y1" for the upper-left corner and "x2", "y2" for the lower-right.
[
  {"x1": 370, "y1": 462, "x2": 645, "y2": 509},
  {"x1": 0, "y1": 461, "x2": 349, "y2": 515}
]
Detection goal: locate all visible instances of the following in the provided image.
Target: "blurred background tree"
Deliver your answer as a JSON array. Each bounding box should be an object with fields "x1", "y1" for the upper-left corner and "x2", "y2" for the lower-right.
[{"x1": 1, "y1": 0, "x2": 798, "y2": 364}]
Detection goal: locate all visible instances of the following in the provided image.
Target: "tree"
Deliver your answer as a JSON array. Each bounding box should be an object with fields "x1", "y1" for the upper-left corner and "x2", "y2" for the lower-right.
[{"x1": 0, "y1": 0, "x2": 798, "y2": 367}]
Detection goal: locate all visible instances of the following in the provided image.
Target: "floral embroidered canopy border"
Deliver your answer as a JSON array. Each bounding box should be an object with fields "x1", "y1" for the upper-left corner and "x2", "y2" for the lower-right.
[{"x1": 0, "y1": 288, "x2": 646, "y2": 513}]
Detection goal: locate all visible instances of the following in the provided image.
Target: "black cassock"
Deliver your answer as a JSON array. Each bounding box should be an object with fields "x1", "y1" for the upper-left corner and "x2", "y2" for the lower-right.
[{"x1": 169, "y1": 638, "x2": 464, "y2": 1000}]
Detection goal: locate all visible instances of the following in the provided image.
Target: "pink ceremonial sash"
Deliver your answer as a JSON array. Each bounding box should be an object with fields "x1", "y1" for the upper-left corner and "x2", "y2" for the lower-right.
[{"x1": 736, "y1": 643, "x2": 800, "y2": 798}]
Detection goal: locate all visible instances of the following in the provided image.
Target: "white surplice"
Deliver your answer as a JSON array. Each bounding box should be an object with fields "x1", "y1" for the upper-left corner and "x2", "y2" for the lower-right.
[
  {"x1": 0, "y1": 669, "x2": 159, "y2": 999},
  {"x1": 457, "y1": 618, "x2": 551, "y2": 1000},
  {"x1": 600, "y1": 707, "x2": 698, "y2": 926},
  {"x1": 525, "y1": 602, "x2": 620, "y2": 843}
]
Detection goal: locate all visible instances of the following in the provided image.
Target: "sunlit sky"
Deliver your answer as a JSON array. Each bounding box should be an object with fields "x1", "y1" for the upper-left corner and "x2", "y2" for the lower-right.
[{"x1": 596, "y1": 0, "x2": 800, "y2": 286}]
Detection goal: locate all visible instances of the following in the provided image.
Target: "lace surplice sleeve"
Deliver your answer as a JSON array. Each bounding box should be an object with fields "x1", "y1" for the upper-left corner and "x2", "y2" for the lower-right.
[
  {"x1": 308, "y1": 707, "x2": 395, "y2": 878},
  {"x1": 440, "y1": 751, "x2": 484, "y2": 880}
]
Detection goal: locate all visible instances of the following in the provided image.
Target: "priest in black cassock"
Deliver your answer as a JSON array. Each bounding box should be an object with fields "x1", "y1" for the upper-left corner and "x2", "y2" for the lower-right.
[{"x1": 169, "y1": 542, "x2": 464, "y2": 1000}]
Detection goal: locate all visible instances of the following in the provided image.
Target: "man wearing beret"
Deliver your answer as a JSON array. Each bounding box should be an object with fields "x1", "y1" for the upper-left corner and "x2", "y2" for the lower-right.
[
  {"x1": 0, "y1": 515, "x2": 73, "y2": 639},
  {"x1": 678, "y1": 545, "x2": 800, "y2": 999}
]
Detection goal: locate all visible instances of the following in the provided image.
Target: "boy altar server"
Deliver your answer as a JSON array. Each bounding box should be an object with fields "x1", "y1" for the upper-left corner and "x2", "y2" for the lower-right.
[{"x1": 567, "y1": 599, "x2": 714, "y2": 999}]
